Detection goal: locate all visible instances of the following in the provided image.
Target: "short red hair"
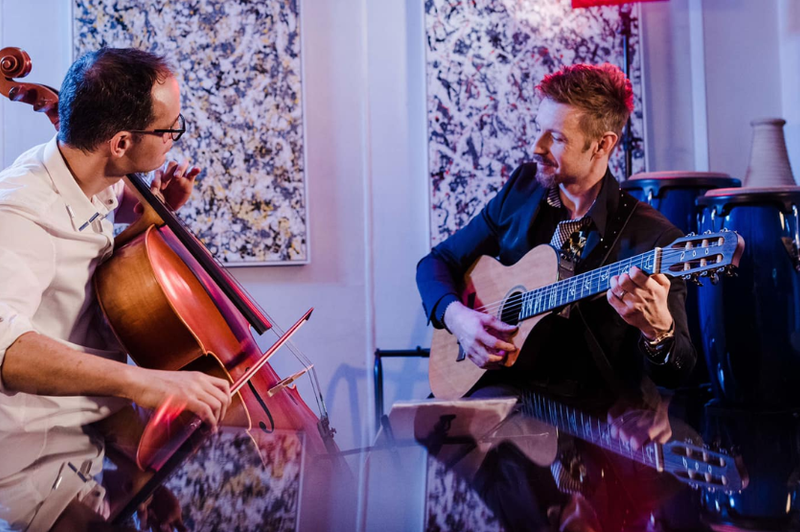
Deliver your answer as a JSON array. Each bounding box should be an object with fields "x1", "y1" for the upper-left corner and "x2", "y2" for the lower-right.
[{"x1": 536, "y1": 63, "x2": 633, "y2": 145}]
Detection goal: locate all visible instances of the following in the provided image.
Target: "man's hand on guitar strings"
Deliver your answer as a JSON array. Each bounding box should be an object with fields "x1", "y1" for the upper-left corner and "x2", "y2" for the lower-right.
[
  {"x1": 443, "y1": 301, "x2": 518, "y2": 369},
  {"x1": 606, "y1": 397, "x2": 672, "y2": 452},
  {"x1": 607, "y1": 266, "x2": 673, "y2": 341}
]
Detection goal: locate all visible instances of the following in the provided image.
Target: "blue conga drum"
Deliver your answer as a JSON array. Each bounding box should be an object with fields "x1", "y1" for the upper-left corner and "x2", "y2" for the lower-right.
[
  {"x1": 622, "y1": 172, "x2": 742, "y2": 386},
  {"x1": 702, "y1": 401, "x2": 800, "y2": 530},
  {"x1": 697, "y1": 187, "x2": 800, "y2": 407},
  {"x1": 622, "y1": 171, "x2": 741, "y2": 235}
]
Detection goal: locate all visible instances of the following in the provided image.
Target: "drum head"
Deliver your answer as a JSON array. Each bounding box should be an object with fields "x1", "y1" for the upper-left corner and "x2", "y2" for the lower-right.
[
  {"x1": 629, "y1": 171, "x2": 733, "y2": 180},
  {"x1": 623, "y1": 171, "x2": 741, "y2": 197},
  {"x1": 698, "y1": 186, "x2": 800, "y2": 215}
]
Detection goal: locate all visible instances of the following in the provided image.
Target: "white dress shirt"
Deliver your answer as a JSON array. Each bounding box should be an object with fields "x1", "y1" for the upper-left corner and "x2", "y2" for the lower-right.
[{"x1": 0, "y1": 136, "x2": 127, "y2": 531}]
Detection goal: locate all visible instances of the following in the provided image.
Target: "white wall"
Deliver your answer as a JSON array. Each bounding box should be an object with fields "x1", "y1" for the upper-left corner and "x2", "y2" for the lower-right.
[
  {"x1": 365, "y1": 0, "x2": 432, "y2": 430},
  {"x1": 642, "y1": 0, "x2": 795, "y2": 181},
  {"x1": 640, "y1": 0, "x2": 699, "y2": 172},
  {"x1": 0, "y1": 0, "x2": 72, "y2": 161},
  {"x1": 702, "y1": 0, "x2": 784, "y2": 180},
  {"x1": 779, "y1": 0, "x2": 800, "y2": 178}
]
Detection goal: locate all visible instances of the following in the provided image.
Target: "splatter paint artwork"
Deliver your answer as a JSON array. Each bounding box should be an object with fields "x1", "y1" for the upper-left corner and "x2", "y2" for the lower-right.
[
  {"x1": 75, "y1": 0, "x2": 308, "y2": 264},
  {"x1": 426, "y1": 0, "x2": 644, "y2": 245}
]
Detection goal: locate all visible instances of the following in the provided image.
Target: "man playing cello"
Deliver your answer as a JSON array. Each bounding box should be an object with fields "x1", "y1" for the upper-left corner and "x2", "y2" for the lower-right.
[{"x1": 0, "y1": 48, "x2": 231, "y2": 531}]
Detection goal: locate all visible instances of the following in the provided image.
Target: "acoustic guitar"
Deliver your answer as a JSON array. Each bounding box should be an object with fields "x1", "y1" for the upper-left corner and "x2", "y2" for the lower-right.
[{"x1": 428, "y1": 230, "x2": 745, "y2": 400}]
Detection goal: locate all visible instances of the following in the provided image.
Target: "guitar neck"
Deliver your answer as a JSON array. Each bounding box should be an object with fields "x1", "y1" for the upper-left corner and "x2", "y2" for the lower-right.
[
  {"x1": 521, "y1": 391, "x2": 664, "y2": 472},
  {"x1": 517, "y1": 249, "x2": 661, "y2": 321}
]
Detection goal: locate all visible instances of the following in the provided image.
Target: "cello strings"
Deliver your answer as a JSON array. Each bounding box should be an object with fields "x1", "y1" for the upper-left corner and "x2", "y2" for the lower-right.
[
  {"x1": 143, "y1": 173, "x2": 331, "y2": 420},
  {"x1": 261, "y1": 310, "x2": 328, "y2": 417}
]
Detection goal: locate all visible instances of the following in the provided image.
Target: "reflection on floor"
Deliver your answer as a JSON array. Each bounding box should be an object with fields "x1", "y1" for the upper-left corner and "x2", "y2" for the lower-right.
[{"x1": 165, "y1": 428, "x2": 303, "y2": 532}]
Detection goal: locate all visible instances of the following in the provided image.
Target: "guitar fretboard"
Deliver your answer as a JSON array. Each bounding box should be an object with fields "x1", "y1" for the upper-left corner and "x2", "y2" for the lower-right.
[
  {"x1": 521, "y1": 391, "x2": 663, "y2": 471},
  {"x1": 517, "y1": 249, "x2": 659, "y2": 321}
]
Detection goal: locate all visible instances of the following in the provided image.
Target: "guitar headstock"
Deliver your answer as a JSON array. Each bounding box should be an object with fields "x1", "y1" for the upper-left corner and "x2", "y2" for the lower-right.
[
  {"x1": 663, "y1": 439, "x2": 748, "y2": 492},
  {"x1": 659, "y1": 230, "x2": 745, "y2": 285}
]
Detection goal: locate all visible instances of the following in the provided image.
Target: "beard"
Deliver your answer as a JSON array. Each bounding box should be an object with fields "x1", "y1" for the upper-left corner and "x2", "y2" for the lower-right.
[{"x1": 533, "y1": 156, "x2": 558, "y2": 188}]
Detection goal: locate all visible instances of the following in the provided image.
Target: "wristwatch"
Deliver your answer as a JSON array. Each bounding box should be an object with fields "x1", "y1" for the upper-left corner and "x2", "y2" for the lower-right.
[{"x1": 641, "y1": 321, "x2": 675, "y2": 365}]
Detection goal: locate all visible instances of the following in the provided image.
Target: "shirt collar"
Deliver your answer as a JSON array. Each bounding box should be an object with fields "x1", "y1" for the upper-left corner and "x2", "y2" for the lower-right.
[
  {"x1": 42, "y1": 136, "x2": 119, "y2": 232},
  {"x1": 545, "y1": 167, "x2": 618, "y2": 239}
]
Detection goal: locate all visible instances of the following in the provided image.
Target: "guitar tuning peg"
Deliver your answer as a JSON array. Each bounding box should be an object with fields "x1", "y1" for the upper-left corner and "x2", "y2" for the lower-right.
[
  {"x1": 687, "y1": 232, "x2": 696, "y2": 237},
  {"x1": 692, "y1": 275, "x2": 704, "y2": 287},
  {"x1": 725, "y1": 265, "x2": 738, "y2": 277},
  {"x1": 710, "y1": 272, "x2": 720, "y2": 285},
  {"x1": 704, "y1": 230, "x2": 713, "y2": 235}
]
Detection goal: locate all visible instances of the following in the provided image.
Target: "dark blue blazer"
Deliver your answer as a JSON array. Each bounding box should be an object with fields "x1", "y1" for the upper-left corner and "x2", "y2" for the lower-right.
[{"x1": 416, "y1": 163, "x2": 697, "y2": 398}]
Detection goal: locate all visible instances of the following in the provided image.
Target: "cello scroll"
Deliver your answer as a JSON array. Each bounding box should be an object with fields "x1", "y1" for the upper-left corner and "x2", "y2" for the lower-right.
[{"x1": 0, "y1": 47, "x2": 60, "y2": 128}]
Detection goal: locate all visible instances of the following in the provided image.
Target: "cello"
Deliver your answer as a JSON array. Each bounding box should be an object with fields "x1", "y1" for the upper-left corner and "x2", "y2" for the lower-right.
[{"x1": 0, "y1": 46, "x2": 341, "y2": 525}]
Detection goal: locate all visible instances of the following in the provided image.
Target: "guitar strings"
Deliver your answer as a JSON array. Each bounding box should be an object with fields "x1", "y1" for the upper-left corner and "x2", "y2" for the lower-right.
[{"x1": 468, "y1": 245, "x2": 731, "y2": 317}]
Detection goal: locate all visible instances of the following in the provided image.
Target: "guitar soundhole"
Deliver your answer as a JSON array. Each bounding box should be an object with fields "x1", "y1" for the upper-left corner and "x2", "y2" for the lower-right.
[{"x1": 500, "y1": 291, "x2": 523, "y2": 326}]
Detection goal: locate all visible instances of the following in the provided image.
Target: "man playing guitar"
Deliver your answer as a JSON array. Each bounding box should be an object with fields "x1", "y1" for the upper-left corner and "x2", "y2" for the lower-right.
[{"x1": 416, "y1": 63, "x2": 697, "y2": 531}]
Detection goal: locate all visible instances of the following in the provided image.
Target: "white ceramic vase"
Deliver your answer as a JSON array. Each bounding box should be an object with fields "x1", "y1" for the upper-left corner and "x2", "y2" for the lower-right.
[{"x1": 744, "y1": 118, "x2": 796, "y2": 188}]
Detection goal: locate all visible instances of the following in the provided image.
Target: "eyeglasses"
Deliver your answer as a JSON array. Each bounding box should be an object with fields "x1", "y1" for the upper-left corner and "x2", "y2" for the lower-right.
[{"x1": 130, "y1": 113, "x2": 186, "y2": 141}]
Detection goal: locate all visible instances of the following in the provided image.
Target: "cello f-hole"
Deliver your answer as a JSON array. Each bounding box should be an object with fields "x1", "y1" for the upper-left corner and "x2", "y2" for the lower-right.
[{"x1": 245, "y1": 375, "x2": 275, "y2": 434}]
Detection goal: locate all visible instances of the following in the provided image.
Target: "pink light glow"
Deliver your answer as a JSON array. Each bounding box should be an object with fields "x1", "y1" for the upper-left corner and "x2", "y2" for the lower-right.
[{"x1": 572, "y1": 0, "x2": 666, "y2": 8}]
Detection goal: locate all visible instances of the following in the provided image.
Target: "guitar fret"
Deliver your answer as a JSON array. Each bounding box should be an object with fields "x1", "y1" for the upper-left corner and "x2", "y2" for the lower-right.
[
  {"x1": 522, "y1": 292, "x2": 531, "y2": 319},
  {"x1": 517, "y1": 248, "x2": 668, "y2": 321}
]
